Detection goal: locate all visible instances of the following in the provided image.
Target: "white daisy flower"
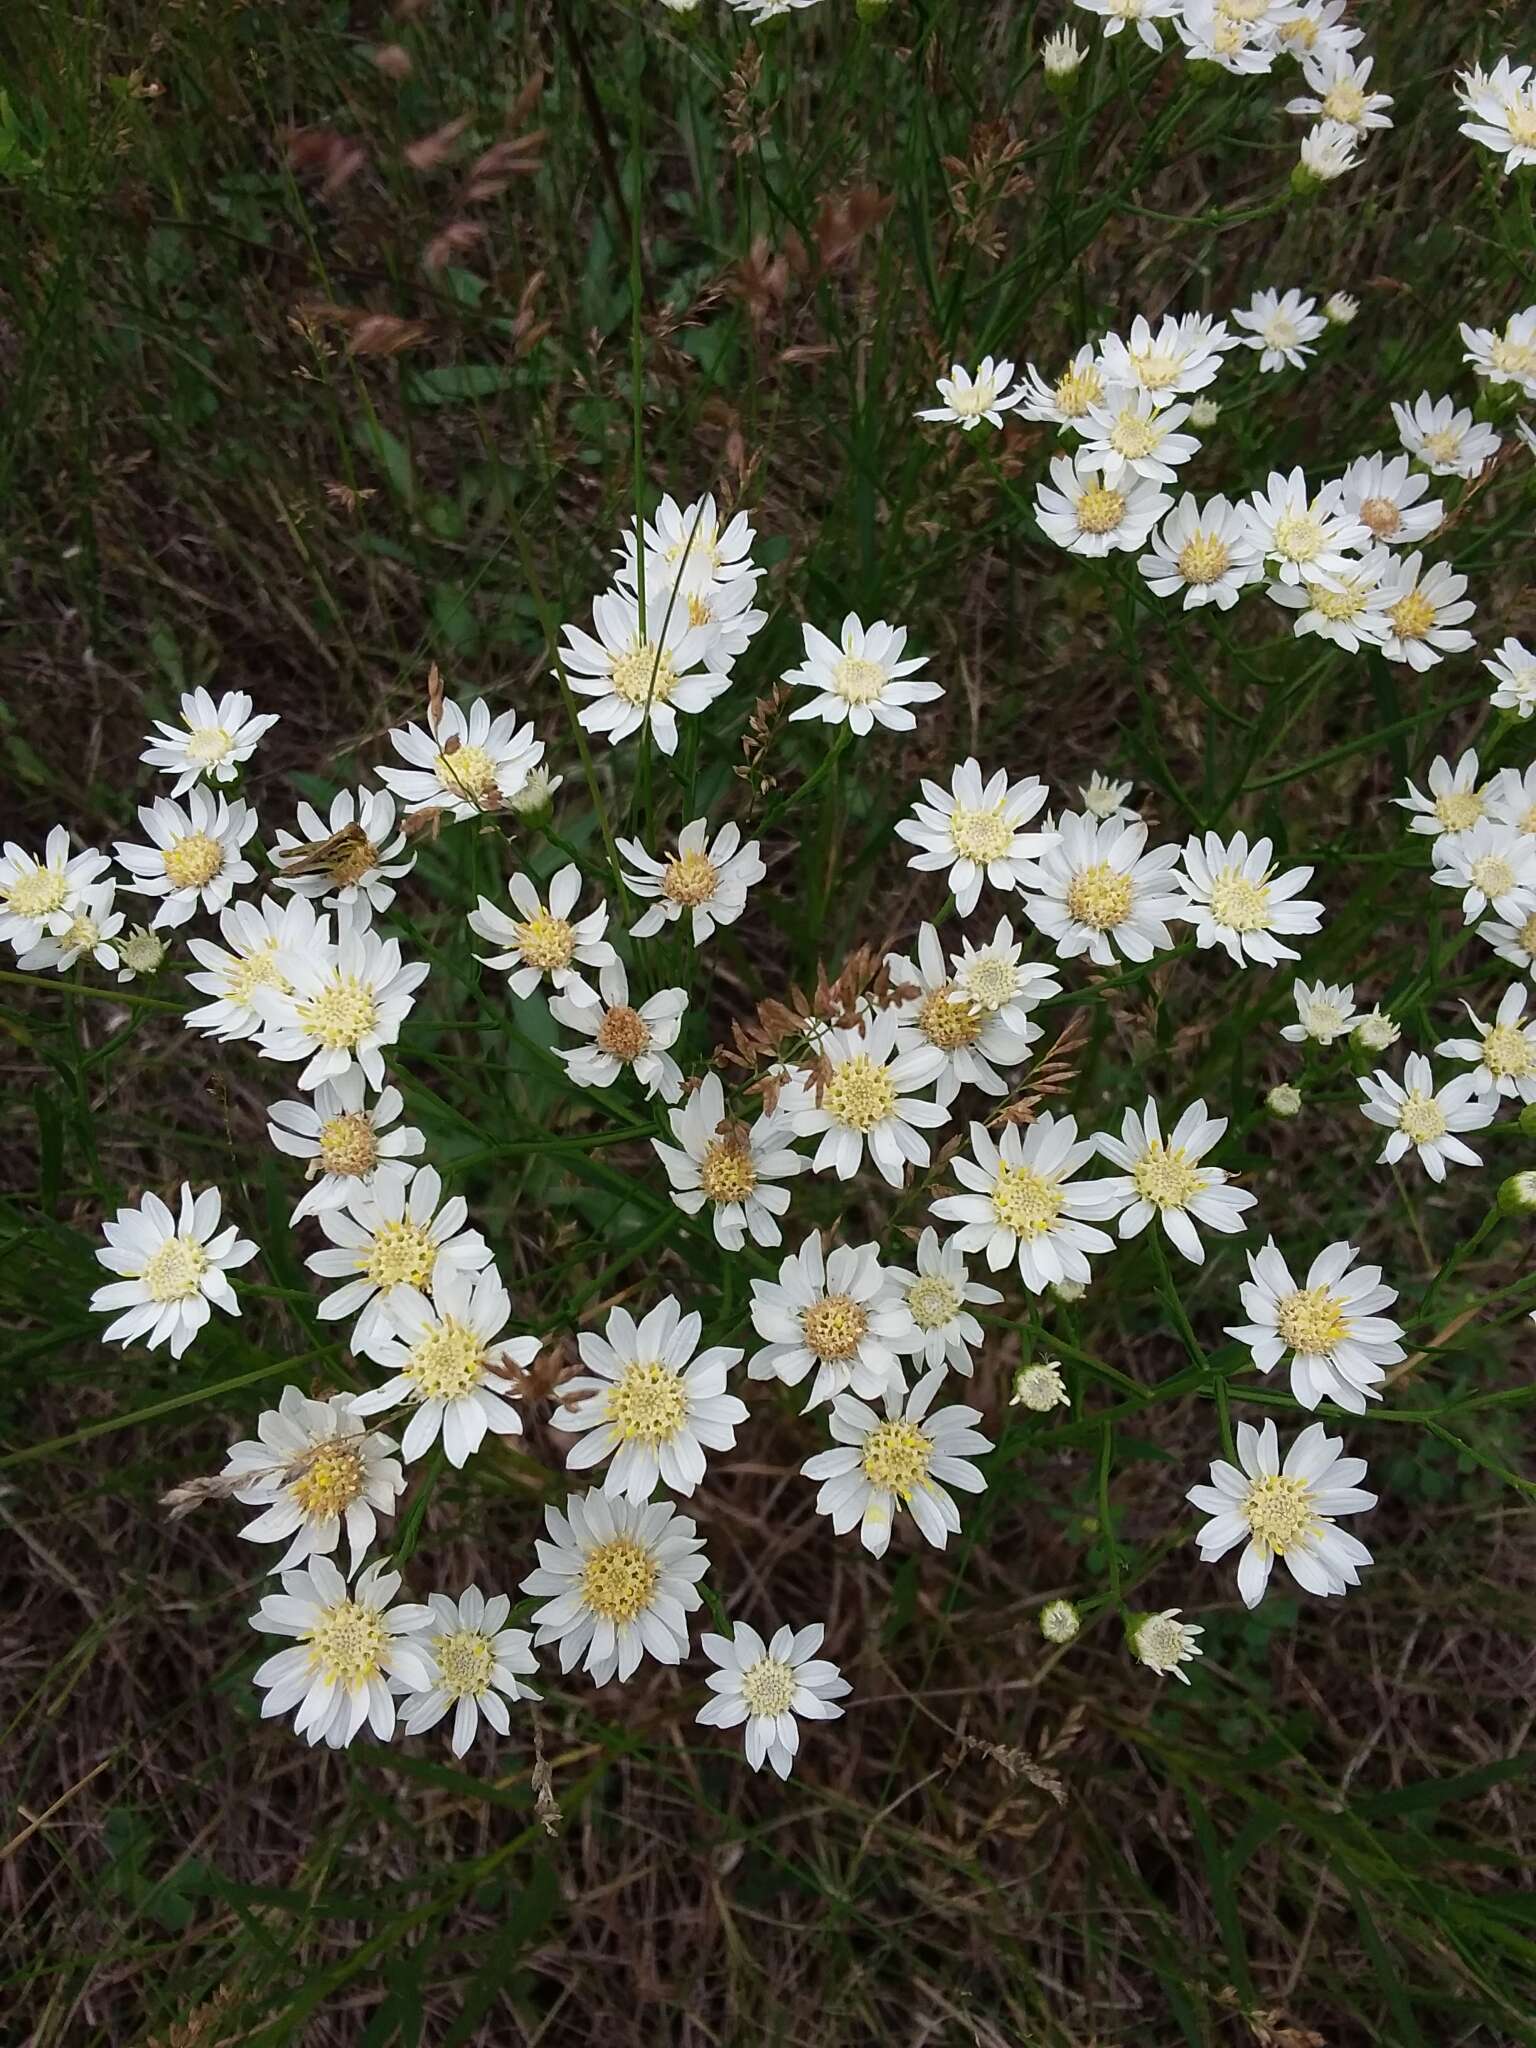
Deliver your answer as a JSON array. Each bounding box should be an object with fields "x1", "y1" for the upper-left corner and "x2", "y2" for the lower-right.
[
  {"x1": 1130, "y1": 1609, "x2": 1204, "y2": 1683},
  {"x1": 1489, "y1": 765, "x2": 1536, "y2": 840},
  {"x1": 1478, "y1": 904, "x2": 1536, "y2": 978},
  {"x1": 1460, "y1": 306, "x2": 1536, "y2": 401},
  {"x1": 1095, "y1": 312, "x2": 1236, "y2": 408},
  {"x1": 270, "y1": 787, "x2": 415, "y2": 916},
  {"x1": 784, "y1": 1010, "x2": 947, "y2": 1187},
  {"x1": 748, "y1": 1234, "x2": 916, "y2": 1409},
  {"x1": 1035, "y1": 450, "x2": 1171, "y2": 557},
  {"x1": 618, "y1": 491, "x2": 758, "y2": 590},
  {"x1": 915, "y1": 356, "x2": 1025, "y2": 431},
  {"x1": 551, "y1": 959, "x2": 687, "y2": 1102},
  {"x1": 1377, "y1": 554, "x2": 1476, "y2": 670},
  {"x1": 521, "y1": 1490, "x2": 707, "y2": 1687},
  {"x1": 1436, "y1": 983, "x2": 1536, "y2": 1102},
  {"x1": 1018, "y1": 344, "x2": 1106, "y2": 428},
  {"x1": 1484, "y1": 637, "x2": 1536, "y2": 718},
  {"x1": 1431, "y1": 819, "x2": 1536, "y2": 923},
  {"x1": 1243, "y1": 466, "x2": 1369, "y2": 584},
  {"x1": 1188, "y1": 1418, "x2": 1375, "y2": 1608},
  {"x1": 90, "y1": 1183, "x2": 257, "y2": 1359},
  {"x1": 785, "y1": 613, "x2": 941, "y2": 736},
  {"x1": 1268, "y1": 546, "x2": 1394, "y2": 652},
  {"x1": 618, "y1": 818, "x2": 765, "y2": 943},
  {"x1": 253, "y1": 912, "x2": 428, "y2": 1091},
  {"x1": 115, "y1": 787, "x2": 258, "y2": 930},
  {"x1": 1297, "y1": 119, "x2": 1363, "y2": 182},
  {"x1": 13, "y1": 878, "x2": 124, "y2": 975},
  {"x1": 932, "y1": 1114, "x2": 1119, "y2": 1292},
  {"x1": 1178, "y1": 830, "x2": 1324, "y2": 968},
  {"x1": 350, "y1": 1266, "x2": 535, "y2": 1465},
  {"x1": 1280, "y1": 978, "x2": 1359, "y2": 1044},
  {"x1": 801, "y1": 1367, "x2": 992, "y2": 1561},
  {"x1": 1095, "y1": 1097, "x2": 1255, "y2": 1264},
  {"x1": 882, "y1": 1226, "x2": 1001, "y2": 1377},
  {"x1": 1286, "y1": 47, "x2": 1393, "y2": 130},
  {"x1": 1138, "y1": 493, "x2": 1265, "y2": 610},
  {"x1": 1457, "y1": 57, "x2": 1536, "y2": 175},
  {"x1": 1019, "y1": 812, "x2": 1187, "y2": 967},
  {"x1": 549, "y1": 1296, "x2": 746, "y2": 1501},
  {"x1": 1391, "y1": 391, "x2": 1501, "y2": 478},
  {"x1": 305, "y1": 1163, "x2": 493, "y2": 1358},
  {"x1": 698, "y1": 1622, "x2": 850, "y2": 1778},
  {"x1": 1324, "y1": 290, "x2": 1359, "y2": 324},
  {"x1": 1394, "y1": 749, "x2": 1488, "y2": 846},
  {"x1": 652, "y1": 1070, "x2": 802, "y2": 1248},
  {"x1": 250, "y1": 1557, "x2": 434, "y2": 1749},
  {"x1": 377, "y1": 697, "x2": 544, "y2": 821},
  {"x1": 949, "y1": 917, "x2": 1064, "y2": 1029},
  {"x1": 1076, "y1": 386, "x2": 1201, "y2": 485},
  {"x1": 267, "y1": 1071, "x2": 425, "y2": 1225},
  {"x1": 1273, "y1": 1, "x2": 1361, "y2": 61},
  {"x1": 1358, "y1": 1051, "x2": 1495, "y2": 1180},
  {"x1": 1073, "y1": 0, "x2": 1181, "y2": 56},
  {"x1": 633, "y1": 556, "x2": 767, "y2": 668},
  {"x1": 469, "y1": 863, "x2": 615, "y2": 1004},
  {"x1": 894, "y1": 757, "x2": 1057, "y2": 917},
  {"x1": 183, "y1": 893, "x2": 325, "y2": 1043},
  {"x1": 1226, "y1": 1238, "x2": 1404, "y2": 1412},
  {"x1": 728, "y1": 0, "x2": 822, "y2": 25},
  {"x1": 223, "y1": 1387, "x2": 405, "y2": 1573},
  {"x1": 1174, "y1": 1, "x2": 1275, "y2": 74},
  {"x1": 886, "y1": 922, "x2": 1037, "y2": 1107},
  {"x1": 397, "y1": 1587, "x2": 540, "y2": 1756},
  {"x1": 1011, "y1": 1361, "x2": 1070, "y2": 1411},
  {"x1": 560, "y1": 588, "x2": 731, "y2": 755},
  {"x1": 1337, "y1": 452, "x2": 1444, "y2": 547},
  {"x1": 1231, "y1": 289, "x2": 1329, "y2": 373},
  {"x1": 1078, "y1": 774, "x2": 1139, "y2": 823},
  {"x1": 139, "y1": 687, "x2": 279, "y2": 796}
]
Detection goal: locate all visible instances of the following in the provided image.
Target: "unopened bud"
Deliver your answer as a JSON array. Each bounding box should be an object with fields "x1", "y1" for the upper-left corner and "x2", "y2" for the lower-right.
[
  {"x1": 118, "y1": 926, "x2": 168, "y2": 978},
  {"x1": 1266, "y1": 1083, "x2": 1302, "y2": 1119},
  {"x1": 1039, "y1": 1599, "x2": 1080, "y2": 1645},
  {"x1": 1498, "y1": 1172, "x2": 1536, "y2": 1217}
]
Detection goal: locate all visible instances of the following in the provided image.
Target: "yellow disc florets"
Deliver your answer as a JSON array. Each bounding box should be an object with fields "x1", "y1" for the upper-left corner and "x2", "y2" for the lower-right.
[
  {"x1": 609, "y1": 645, "x2": 678, "y2": 707},
  {"x1": 917, "y1": 984, "x2": 982, "y2": 1051},
  {"x1": 1470, "y1": 854, "x2": 1516, "y2": 900},
  {"x1": 1066, "y1": 862, "x2": 1134, "y2": 931},
  {"x1": 405, "y1": 1316, "x2": 484, "y2": 1400},
  {"x1": 662, "y1": 849, "x2": 719, "y2": 907},
  {"x1": 306, "y1": 1600, "x2": 387, "y2": 1689},
  {"x1": 1397, "y1": 1090, "x2": 1447, "y2": 1144},
  {"x1": 226, "y1": 944, "x2": 292, "y2": 1006},
  {"x1": 961, "y1": 955, "x2": 1020, "y2": 1010},
  {"x1": 434, "y1": 1627, "x2": 494, "y2": 1699},
  {"x1": 698, "y1": 1138, "x2": 757, "y2": 1205},
  {"x1": 5, "y1": 866, "x2": 69, "y2": 917},
  {"x1": 1490, "y1": 337, "x2": 1536, "y2": 378},
  {"x1": 289, "y1": 1444, "x2": 367, "y2": 1521},
  {"x1": 1054, "y1": 362, "x2": 1104, "y2": 414},
  {"x1": 1482, "y1": 1024, "x2": 1534, "y2": 1078},
  {"x1": 1177, "y1": 532, "x2": 1231, "y2": 585},
  {"x1": 515, "y1": 912, "x2": 576, "y2": 972},
  {"x1": 1108, "y1": 411, "x2": 1162, "y2": 459},
  {"x1": 1131, "y1": 1143, "x2": 1205, "y2": 1211},
  {"x1": 907, "y1": 1274, "x2": 961, "y2": 1330},
  {"x1": 1357, "y1": 495, "x2": 1403, "y2": 540},
  {"x1": 318, "y1": 1111, "x2": 380, "y2": 1178},
  {"x1": 597, "y1": 1003, "x2": 652, "y2": 1060},
  {"x1": 823, "y1": 1055, "x2": 898, "y2": 1133},
  {"x1": 362, "y1": 1218, "x2": 438, "y2": 1291},
  {"x1": 1076, "y1": 483, "x2": 1127, "y2": 535},
  {"x1": 163, "y1": 833, "x2": 224, "y2": 890},
  {"x1": 802, "y1": 1293, "x2": 869, "y2": 1362},
  {"x1": 1242, "y1": 1473, "x2": 1315, "y2": 1554},
  {"x1": 435, "y1": 743, "x2": 498, "y2": 802},
  {"x1": 1388, "y1": 591, "x2": 1437, "y2": 641},
  {"x1": 948, "y1": 804, "x2": 1013, "y2": 864},
  {"x1": 1275, "y1": 1285, "x2": 1349, "y2": 1356},
  {"x1": 298, "y1": 976, "x2": 379, "y2": 1050},
  {"x1": 739, "y1": 1655, "x2": 797, "y2": 1717},
  {"x1": 608, "y1": 1361, "x2": 688, "y2": 1443},
  {"x1": 831, "y1": 655, "x2": 887, "y2": 705},
  {"x1": 1270, "y1": 510, "x2": 1323, "y2": 563},
  {"x1": 860, "y1": 1417, "x2": 934, "y2": 1498},
  {"x1": 991, "y1": 1162, "x2": 1064, "y2": 1239},
  {"x1": 581, "y1": 1536, "x2": 659, "y2": 1622},
  {"x1": 1208, "y1": 869, "x2": 1271, "y2": 933},
  {"x1": 185, "y1": 726, "x2": 234, "y2": 766},
  {"x1": 1433, "y1": 789, "x2": 1484, "y2": 833},
  {"x1": 141, "y1": 1235, "x2": 209, "y2": 1302}
]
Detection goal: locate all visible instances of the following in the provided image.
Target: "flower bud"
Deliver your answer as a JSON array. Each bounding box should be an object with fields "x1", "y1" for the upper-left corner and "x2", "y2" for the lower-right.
[
  {"x1": 1041, "y1": 27, "x2": 1083, "y2": 85},
  {"x1": 1352, "y1": 1008, "x2": 1399, "y2": 1052},
  {"x1": 1039, "y1": 1599, "x2": 1080, "y2": 1645},
  {"x1": 118, "y1": 926, "x2": 168, "y2": 978},
  {"x1": 1266, "y1": 1083, "x2": 1302, "y2": 1119},
  {"x1": 506, "y1": 766, "x2": 559, "y2": 822},
  {"x1": 1189, "y1": 397, "x2": 1220, "y2": 429},
  {"x1": 1324, "y1": 291, "x2": 1359, "y2": 326},
  {"x1": 1498, "y1": 1171, "x2": 1536, "y2": 1217},
  {"x1": 1010, "y1": 1361, "x2": 1070, "y2": 1412},
  {"x1": 1050, "y1": 1277, "x2": 1087, "y2": 1305}
]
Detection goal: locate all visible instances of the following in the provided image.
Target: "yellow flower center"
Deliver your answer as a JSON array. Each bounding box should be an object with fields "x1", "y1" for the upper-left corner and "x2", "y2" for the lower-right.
[
  {"x1": 226, "y1": 943, "x2": 292, "y2": 1006},
  {"x1": 581, "y1": 1536, "x2": 659, "y2": 1623},
  {"x1": 698, "y1": 1137, "x2": 758, "y2": 1205},
  {"x1": 298, "y1": 975, "x2": 380, "y2": 1050},
  {"x1": 1271, "y1": 509, "x2": 1323, "y2": 562},
  {"x1": 185, "y1": 725, "x2": 234, "y2": 766},
  {"x1": 917, "y1": 983, "x2": 982, "y2": 1051},
  {"x1": 434, "y1": 1627, "x2": 494, "y2": 1699},
  {"x1": 1076, "y1": 483, "x2": 1128, "y2": 535},
  {"x1": 1357, "y1": 495, "x2": 1402, "y2": 539},
  {"x1": 306, "y1": 1600, "x2": 387, "y2": 1689},
  {"x1": 1131, "y1": 1143, "x2": 1204, "y2": 1211},
  {"x1": 823, "y1": 1054, "x2": 898, "y2": 1132},
  {"x1": 1127, "y1": 348, "x2": 1181, "y2": 391},
  {"x1": 1470, "y1": 854, "x2": 1516, "y2": 899},
  {"x1": 1276, "y1": 1285, "x2": 1349, "y2": 1355},
  {"x1": 1107, "y1": 410, "x2": 1163, "y2": 459},
  {"x1": 950, "y1": 375, "x2": 999, "y2": 416},
  {"x1": 961, "y1": 955, "x2": 1019, "y2": 1009},
  {"x1": 1521, "y1": 805, "x2": 1536, "y2": 836},
  {"x1": 739, "y1": 1654, "x2": 797, "y2": 1716},
  {"x1": 1310, "y1": 575, "x2": 1371, "y2": 622},
  {"x1": 330, "y1": 831, "x2": 383, "y2": 887},
  {"x1": 948, "y1": 803, "x2": 1013, "y2": 864},
  {"x1": 1280, "y1": 17, "x2": 1318, "y2": 50},
  {"x1": 907, "y1": 1273, "x2": 961, "y2": 1330},
  {"x1": 609, "y1": 645, "x2": 679, "y2": 707},
  {"x1": 860, "y1": 1417, "x2": 934, "y2": 1499},
  {"x1": 1505, "y1": 101, "x2": 1536, "y2": 149},
  {"x1": 141, "y1": 1234, "x2": 209, "y2": 1302},
  {"x1": 1483, "y1": 1023, "x2": 1534, "y2": 1077},
  {"x1": 62, "y1": 911, "x2": 100, "y2": 952},
  {"x1": 1389, "y1": 590, "x2": 1437, "y2": 641},
  {"x1": 1208, "y1": 868, "x2": 1271, "y2": 932},
  {"x1": 596, "y1": 1003, "x2": 652, "y2": 1059},
  {"x1": 801, "y1": 1293, "x2": 869, "y2": 1362},
  {"x1": 832, "y1": 655, "x2": 887, "y2": 705},
  {"x1": 1322, "y1": 81, "x2": 1366, "y2": 124},
  {"x1": 1262, "y1": 313, "x2": 1301, "y2": 350},
  {"x1": 661, "y1": 849, "x2": 719, "y2": 906},
  {"x1": 1433, "y1": 789, "x2": 1485, "y2": 833},
  {"x1": 1242, "y1": 1473, "x2": 1316, "y2": 1555},
  {"x1": 318, "y1": 1111, "x2": 380, "y2": 1178},
  {"x1": 1065, "y1": 862, "x2": 1134, "y2": 931},
  {"x1": 1054, "y1": 362, "x2": 1104, "y2": 414},
  {"x1": 1490, "y1": 337, "x2": 1536, "y2": 377},
  {"x1": 608, "y1": 1361, "x2": 688, "y2": 1443},
  {"x1": 1422, "y1": 428, "x2": 1463, "y2": 465},
  {"x1": 1176, "y1": 532, "x2": 1231, "y2": 585},
  {"x1": 162, "y1": 832, "x2": 225, "y2": 890},
  {"x1": 289, "y1": 1444, "x2": 366, "y2": 1521},
  {"x1": 686, "y1": 591, "x2": 715, "y2": 629},
  {"x1": 434, "y1": 742, "x2": 498, "y2": 802},
  {"x1": 404, "y1": 1315, "x2": 484, "y2": 1400},
  {"x1": 1520, "y1": 913, "x2": 1536, "y2": 961},
  {"x1": 361, "y1": 1218, "x2": 438, "y2": 1291},
  {"x1": 991, "y1": 1161, "x2": 1064, "y2": 1240},
  {"x1": 1398, "y1": 1089, "x2": 1448, "y2": 1144},
  {"x1": 514, "y1": 911, "x2": 577, "y2": 972},
  {"x1": 665, "y1": 521, "x2": 721, "y2": 571},
  {"x1": 3, "y1": 866, "x2": 70, "y2": 917}
]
